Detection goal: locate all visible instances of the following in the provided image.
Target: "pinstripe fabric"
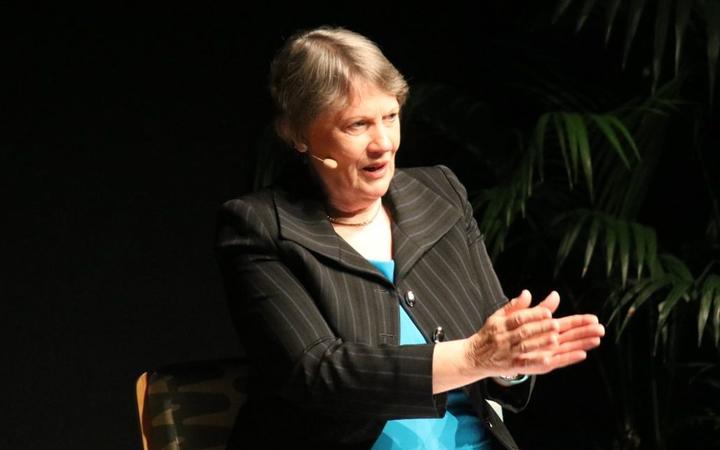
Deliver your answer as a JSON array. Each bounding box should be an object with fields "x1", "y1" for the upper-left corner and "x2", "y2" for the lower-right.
[{"x1": 215, "y1": 165, "x2": 532, "y2": 449}]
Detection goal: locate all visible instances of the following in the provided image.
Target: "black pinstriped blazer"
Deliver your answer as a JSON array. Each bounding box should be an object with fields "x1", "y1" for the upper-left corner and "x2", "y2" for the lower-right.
[{"x1": 216, "y1": 165, "x2": 534, "y2": 450}]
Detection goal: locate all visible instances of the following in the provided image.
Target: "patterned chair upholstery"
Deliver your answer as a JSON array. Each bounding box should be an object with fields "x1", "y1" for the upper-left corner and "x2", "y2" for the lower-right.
[
  {"x1": 135, "y1": 358, "x2": 505, "y2": 449},
  {"x1": 136, "y1": 358, "x2": 248, "y2": 450}
]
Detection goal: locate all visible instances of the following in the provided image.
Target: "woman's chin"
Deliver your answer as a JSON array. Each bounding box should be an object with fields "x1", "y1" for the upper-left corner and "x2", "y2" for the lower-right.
[{"x1": 363, "y1": 175, "x2": 393, "y2": 197}]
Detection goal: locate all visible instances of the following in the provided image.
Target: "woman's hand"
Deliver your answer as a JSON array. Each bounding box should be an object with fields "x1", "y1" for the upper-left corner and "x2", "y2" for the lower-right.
[
  {"x1": 465, "y1": 290, "x2": 604, "y2": 378},
  {"x1": 431, "y1": 290, "x2": 604, "y2": 394}
]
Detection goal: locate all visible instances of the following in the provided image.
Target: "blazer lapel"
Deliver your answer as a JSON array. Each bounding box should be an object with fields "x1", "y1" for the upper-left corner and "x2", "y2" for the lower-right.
[
  {"x1": 385, "y1": 170, "x2": 462, "y2": 280},
  {"x1": 274, "y1": 189, "x2": 386, "y2": 283},
  {"x1": 273, "y1": 168, "x2": 462, "y2": 283}
]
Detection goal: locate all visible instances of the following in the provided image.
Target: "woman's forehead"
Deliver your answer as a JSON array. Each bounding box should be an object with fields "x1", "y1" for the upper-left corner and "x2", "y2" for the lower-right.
[{"x1": 331, "y1": 82, "x2": 399, "y2": 117}]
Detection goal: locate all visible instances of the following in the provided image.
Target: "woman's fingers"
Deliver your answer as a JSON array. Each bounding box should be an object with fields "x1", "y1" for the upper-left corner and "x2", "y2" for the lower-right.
[
  {"x1": 554, "y1": 337, "x2": 602, "y2": 354},
  {"x1": 502, "y1": 290, "x2": 532, "y2": 314},
  {"x1": 503, "y1": 290, "x2": 560, "y2": 320},
  {"x1": 543, "y1": 350, "x2": 588, "y2": 371},
  {"x1": 536, "y1": 290, "x2": 560, "y2": 314},
  {"x1": 503, "y1": 306, "x2": 553, "y2": 331},
  {"x1": 516, "y1": 350, "x2": 588, "y2": 374},
  {"x1": 499, "y1": 290, "x2": 561, "y2": 333},
  {"x1": 507, "y1": 317, "x2": 558, "y2": 344},
  {"x1": 513, "y1": 325, "x2": 602, "y2": 373},
  {"x1": 556, "y1": 314, "x2": 599, "y2": 332},
  {"x1": 557, "y1": 322, "x2": 605, "y2": 344},
  {"x1": 511, "y1": 329, "x2": 559, "y2": 353}
]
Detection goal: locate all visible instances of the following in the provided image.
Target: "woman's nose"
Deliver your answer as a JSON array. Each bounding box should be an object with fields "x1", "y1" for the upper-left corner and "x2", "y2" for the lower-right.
[{"x1": 369, "y1": 125, "x2": 394, "y2": 152}]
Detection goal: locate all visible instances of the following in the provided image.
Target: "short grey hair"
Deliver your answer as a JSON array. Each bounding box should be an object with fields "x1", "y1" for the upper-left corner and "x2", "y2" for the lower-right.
[{"x1": 269, "y1": 26, "x2": 409, "y2": 147}]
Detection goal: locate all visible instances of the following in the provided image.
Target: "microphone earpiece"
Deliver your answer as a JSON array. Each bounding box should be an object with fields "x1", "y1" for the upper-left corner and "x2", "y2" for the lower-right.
[{"x1": 310, "y1": 154, "x2": 338, "y2": 169}]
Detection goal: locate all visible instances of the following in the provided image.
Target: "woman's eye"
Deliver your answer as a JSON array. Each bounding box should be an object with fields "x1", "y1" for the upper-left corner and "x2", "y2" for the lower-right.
[{"x1": 384, "y1": 113, "x2": 399, "y2": 121}]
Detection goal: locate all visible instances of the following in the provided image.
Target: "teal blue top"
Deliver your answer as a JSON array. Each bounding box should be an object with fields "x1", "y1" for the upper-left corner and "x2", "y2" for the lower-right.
[{"x1": 368, "y1": 259, "x2": 494, "y2": 450}]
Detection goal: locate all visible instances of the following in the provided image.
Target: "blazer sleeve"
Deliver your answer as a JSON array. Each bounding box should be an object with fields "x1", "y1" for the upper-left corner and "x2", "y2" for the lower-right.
[
  {"x1": 437, "y1": 165, "x2": 535, "y2": 412},
  {"x1": 215, "y1": 196, "x2": 447, "y2": 420}
]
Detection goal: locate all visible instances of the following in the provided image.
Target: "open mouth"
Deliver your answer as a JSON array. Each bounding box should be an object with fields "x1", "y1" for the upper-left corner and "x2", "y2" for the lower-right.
[{"x1": 363, "y1": 162, "x2": 386, "y2": 172}]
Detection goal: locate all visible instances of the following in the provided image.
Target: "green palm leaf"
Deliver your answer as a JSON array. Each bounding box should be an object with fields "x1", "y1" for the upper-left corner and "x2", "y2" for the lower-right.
[
  {"x1": 554, "y1": 211, "x2": 659, "y2": 284},
  {"x1": 617, "y1": 276, "x2": 671, "y2": 337},
  {"x1": 646, "y1": 228, "x2": 661, "y2": 277},
  {"x1": 534, "y1": 114, "x2": 551, "y2": 182},
  {"x1": 542, "y1": 112, "x2": 638, "y2": 198},
  {"x1": 617, "y1": 219, "x2": 631, "y2": 286},
  {"x1": 553, "y1": 113, "x2": 573, "y2": 188},
  {"x1": 583, "y1": 216, "x2": 602, "y2": 277},
  {"x1": 608, "y1": 276, "x2": 656, "y2": 325},
  {"x1": 574, "y1": 115, "x2": 594, "y2": 200},
  {"x1": 563, "y1": 113, "x2": 582, "y2": 187},
  {"x1": 622, "y1": 0, "x2": 649, "y2": 70},
  {"x1": 605, "y1": 0, "x2": 624, "y2": 44},
  {"x1": 606, "y1": 221, "x2": 617, "y2": 277},
  {"x1": 657, "y1": 283, "x2": 691, "y2": 331},
  {"x1": 660, "y1": 254, "x2": 694, "y2": 283},
  {"x1": 698, "y1": 274, "x2": 720, "y2": 345},
  {"x1": 589, "y1": 114, "x2": 633, "y2": 168},
  {"x1": 705, "y1": 0, "x2": 720, "y2": 108},
  {"x1": 611, "y1": 255, "x2": 697, "y2": 342},
  {"x1": 604, "y1": 115, "x2": 641, "y2": 160},
  {"x1": 475, "y1": 178, "x2": 532, "y2": 257},
  {"x1": 631, "y1": 223, "x2": 647, "y2": 278},
  {"x1": 576, "y1": 0, "x2": 599, "y2": 32},
  {"x1": 652, "y1": 0, "x2": 673, "y2": 93},
  {"x1": 674, "y1": 0, "x2": 694, "y2": 75},
  {"x1": 555, "y1": 212, "x2": 589, "y2": 277},
  {"x1": 553, "y1": 0, "x2": 575, "y2": 24},
  {"x1": 713, "y1": 293, "x2": 720, "y2": 346}
]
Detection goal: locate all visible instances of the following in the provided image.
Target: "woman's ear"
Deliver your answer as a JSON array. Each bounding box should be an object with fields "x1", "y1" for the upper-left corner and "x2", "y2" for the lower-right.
[{"x1": 296, "y1": 143, "x2": 308, "y2": 152}]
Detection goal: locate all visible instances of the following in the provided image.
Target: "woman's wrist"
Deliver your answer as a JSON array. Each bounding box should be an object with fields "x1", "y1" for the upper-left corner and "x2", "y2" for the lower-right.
[
  {"x1": 461, "y1": 336, "x2": 482, "y2": 377},
  {"x1": 465, "y1": 333, "x2": 529, "y2": 385},
  {"x1": 432, "y1": 337, "x2": 488, "y2": 394},
  {"x1": 462, "y1": 334, "x2": 486, "y2": 379}
]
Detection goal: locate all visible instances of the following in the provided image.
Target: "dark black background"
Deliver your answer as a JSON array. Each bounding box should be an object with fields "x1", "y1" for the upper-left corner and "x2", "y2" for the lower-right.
[{"x1": 5, "y1": 4, "x2": 689, "y2": 449}]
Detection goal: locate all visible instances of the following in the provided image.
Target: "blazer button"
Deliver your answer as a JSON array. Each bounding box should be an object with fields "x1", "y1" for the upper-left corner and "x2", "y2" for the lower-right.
[
  {"x1": 404, "y1": 290, "x2": 416, "y2": 308},
  {"x1": 432, "y1": 326, "x2": 445, "y2": 343}
]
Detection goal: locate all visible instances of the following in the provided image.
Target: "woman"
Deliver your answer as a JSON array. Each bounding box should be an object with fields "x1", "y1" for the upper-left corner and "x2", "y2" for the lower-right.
[{"x1": 216, "y1": 26, "x2": 604, "y2": 450}]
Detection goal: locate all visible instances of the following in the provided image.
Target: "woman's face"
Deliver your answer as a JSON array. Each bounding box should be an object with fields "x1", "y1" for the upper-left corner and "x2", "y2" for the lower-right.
[{"x1": 304, "y1": 81, "x2": 401, "y2": 213}]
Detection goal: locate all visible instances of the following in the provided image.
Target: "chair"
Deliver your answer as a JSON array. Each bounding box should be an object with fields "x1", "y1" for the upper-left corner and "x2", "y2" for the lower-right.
[
  {"x1": 135, "y1": 358, "x2": 504, "y2": 450},
  {"x1": 135, "y1": 358, "x2": 249, "y2": 450}
]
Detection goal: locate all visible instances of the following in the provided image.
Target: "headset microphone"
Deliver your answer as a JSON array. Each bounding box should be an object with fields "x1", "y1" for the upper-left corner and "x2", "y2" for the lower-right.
[{"x1": 310, "y1": 154, "x2": 338, "y2": 169}]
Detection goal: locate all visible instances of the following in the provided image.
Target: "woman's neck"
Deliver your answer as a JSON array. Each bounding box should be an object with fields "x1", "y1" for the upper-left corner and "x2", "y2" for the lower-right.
[
  {"x1": 330, "y1": 202, "x2": 393, "y2": 260},
  {"x1": 325, "y1": 198, "x2": 383, "y2": 226}
]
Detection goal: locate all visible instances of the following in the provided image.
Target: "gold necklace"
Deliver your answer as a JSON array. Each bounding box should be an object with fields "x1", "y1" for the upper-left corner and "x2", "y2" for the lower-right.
[{"x1": 327, "y1": 202, "x2": 382, "y2": 227}]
